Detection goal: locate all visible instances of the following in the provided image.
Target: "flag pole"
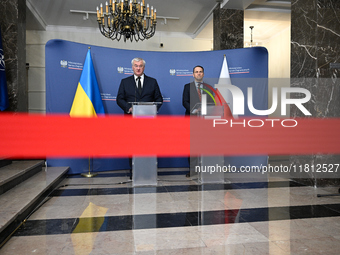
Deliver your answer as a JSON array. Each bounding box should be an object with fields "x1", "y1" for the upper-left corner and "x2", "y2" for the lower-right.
[
  {"x1": 69, "y1": 46, "x2": 103, "y2": 177},
  {"x1": 80, "y1": 47, "x2": 97, "y2": 178},
  {"x1": 81, "y1": 157, "x2": 98, "y2": 178}
]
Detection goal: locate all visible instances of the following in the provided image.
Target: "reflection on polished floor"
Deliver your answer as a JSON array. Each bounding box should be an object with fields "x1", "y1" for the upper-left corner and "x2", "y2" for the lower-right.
[{"x1": 1, "y1": 168, "x2": 340, "y2": 254}]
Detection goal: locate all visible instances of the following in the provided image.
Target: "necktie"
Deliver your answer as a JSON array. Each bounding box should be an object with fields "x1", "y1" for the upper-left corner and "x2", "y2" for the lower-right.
[
  {"x1": 137, "y1": 77, "x2": 142, "y2": 94},
  {"x1": 197, "y1": 84, "x2": 202, "y2": 101}
]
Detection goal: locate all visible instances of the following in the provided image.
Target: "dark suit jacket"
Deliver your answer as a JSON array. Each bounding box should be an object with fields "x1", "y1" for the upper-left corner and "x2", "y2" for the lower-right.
[
  {"x1": 116, "y1": 74, "x2": 163, "y2": 113},
  {"x1": 182, "y1": 82, "x2": 215, "y2": 115}
]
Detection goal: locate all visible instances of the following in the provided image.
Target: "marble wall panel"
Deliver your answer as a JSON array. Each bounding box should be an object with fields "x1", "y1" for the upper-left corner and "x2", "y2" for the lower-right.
[
  {"x1": 291, "y1": 0, "x2": 318, "y2": 78},
  {"x1": 213, "y1": 6, "x2": 243, "y2": 50},
  {"x1": 0, "y1": 0, "x2": 27, "y2": 112},
  {"x1": 290, "y1": 0, "x2": 340, "y2": 187}
]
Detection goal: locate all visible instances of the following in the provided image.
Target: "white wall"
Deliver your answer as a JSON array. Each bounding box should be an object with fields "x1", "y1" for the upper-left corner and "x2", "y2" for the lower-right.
[
  {"x1": 262, "y1": 27, "x2": 291, "y2": 117},
  {"x1": 264, "y1": 27, "x2": 291, "y2": 79},
  {"x1": 26, "y1": 28, "x2": 213, "y2": 113}
]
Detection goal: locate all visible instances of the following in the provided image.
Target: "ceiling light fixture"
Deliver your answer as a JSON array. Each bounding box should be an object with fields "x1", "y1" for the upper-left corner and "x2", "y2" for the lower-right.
[
  {"x1": 245, "y1": 26, "x2": 259, "y2": 47},
  {"x1": 96, "y1": 0, "x2": 157, "y2": 42}
]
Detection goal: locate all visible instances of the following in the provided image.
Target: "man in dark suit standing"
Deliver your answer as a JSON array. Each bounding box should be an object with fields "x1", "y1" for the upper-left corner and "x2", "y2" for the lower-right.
[
  {"x1": 117, "y1": 57, "x2": 163, "y2": 179},
  {"x1": 182, "y1": 65, "x2": 214, "y2": 177},
  {"x1": 117, "y1": 57, "x2": 163, "y2": 114},
  {"x1": 182, "y1": 65, "x2": 214, "y2": 115}
]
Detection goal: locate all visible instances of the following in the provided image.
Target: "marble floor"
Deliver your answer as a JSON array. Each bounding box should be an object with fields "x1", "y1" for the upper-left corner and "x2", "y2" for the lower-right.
[{"x1": 1, "y1": 169, "x2": 340, "y2": 255}]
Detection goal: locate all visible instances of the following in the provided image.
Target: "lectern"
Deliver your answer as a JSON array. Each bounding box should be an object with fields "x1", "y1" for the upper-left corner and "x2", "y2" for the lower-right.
[
  {"x1": 131, "y1": 102, "x2": 160, "y2": 186},
  {"x1": 190, "y1": 103, "x2": 225, "y2": 183}
]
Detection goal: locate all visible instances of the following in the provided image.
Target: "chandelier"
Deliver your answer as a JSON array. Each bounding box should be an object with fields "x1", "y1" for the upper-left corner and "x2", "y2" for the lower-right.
[
  {"x1": 244, "y1": 26, "x2": 260, "y2": 47},
  {"x1": 96, "y1": 0, "x2": 157, "y2": 42}
]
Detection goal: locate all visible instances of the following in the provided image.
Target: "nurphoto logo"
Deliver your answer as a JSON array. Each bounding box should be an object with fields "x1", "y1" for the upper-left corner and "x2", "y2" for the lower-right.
[{"x1": 201, "y1": 83, "x2": 312, "y2": 128}]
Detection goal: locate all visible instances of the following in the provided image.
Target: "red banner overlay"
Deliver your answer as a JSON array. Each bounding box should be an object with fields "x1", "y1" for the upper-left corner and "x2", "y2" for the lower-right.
[
  {"x1": 0, "y1": 114, "x2": 339, "y2": 158},
  {"x1": 0, "y1": 114, "x2": 189, "y2": 158},
  {"x1": 190, "y1": 117, "x2": 340, "y2": 156}
]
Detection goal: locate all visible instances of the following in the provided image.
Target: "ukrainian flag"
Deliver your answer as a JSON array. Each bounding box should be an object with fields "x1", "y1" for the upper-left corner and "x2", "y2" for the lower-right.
[{"x1": 70, "y1": 48, "x2": 105, "y2": 117}]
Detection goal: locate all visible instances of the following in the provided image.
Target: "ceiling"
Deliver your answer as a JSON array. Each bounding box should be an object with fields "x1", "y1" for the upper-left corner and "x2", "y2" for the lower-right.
[{"x1": 26, "y1": 0, "x2": 291, "y2": 44}]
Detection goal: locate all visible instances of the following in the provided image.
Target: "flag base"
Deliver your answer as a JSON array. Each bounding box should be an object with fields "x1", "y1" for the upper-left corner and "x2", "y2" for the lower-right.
[{"x1": 81, "y1": 172, "x2": 98, "y2": 178}]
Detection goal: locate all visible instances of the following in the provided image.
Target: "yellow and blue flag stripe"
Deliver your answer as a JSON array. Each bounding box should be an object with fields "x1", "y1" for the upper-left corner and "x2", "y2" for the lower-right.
[{"x1": 70, "y1": 49, "x2": 105, "y2": 117}]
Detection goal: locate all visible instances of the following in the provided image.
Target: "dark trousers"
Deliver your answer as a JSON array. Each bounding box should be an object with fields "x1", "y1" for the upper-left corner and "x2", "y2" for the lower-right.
[{"x1": 129, "y1": 158, "x2": 132, "y2": 179}]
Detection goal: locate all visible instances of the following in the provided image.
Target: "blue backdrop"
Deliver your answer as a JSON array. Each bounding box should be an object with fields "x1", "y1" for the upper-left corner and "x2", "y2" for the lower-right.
[{"x1": 46, "y1": 39, "x2": 268, "y2": 174}]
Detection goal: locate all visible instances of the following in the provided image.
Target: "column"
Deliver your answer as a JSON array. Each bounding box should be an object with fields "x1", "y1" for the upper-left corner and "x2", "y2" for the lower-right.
[
  {"x1": 290, "y1": 0, "x2": 340, "y2": 186},
  {"x1": 213, "y1": 5, "x2": 244, "y2": 50},
  {"x1": 0, "y1": 0, "x2": 27, "y2": 112}
]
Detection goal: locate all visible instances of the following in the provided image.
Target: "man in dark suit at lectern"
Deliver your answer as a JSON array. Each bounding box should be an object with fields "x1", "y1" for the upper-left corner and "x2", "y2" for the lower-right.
[
  {"x1": 182, "y1": 65, "x2": 214, "y2": 177},
  {"x1": 116, "y1": 57, "x2": 163, "y2": 114},
  {"x1": 182, "y1": 65, "x2": 214, "y2": 115},
  {"x1": 116, "y1": 57, "x2": 163, "y2": 179}
]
